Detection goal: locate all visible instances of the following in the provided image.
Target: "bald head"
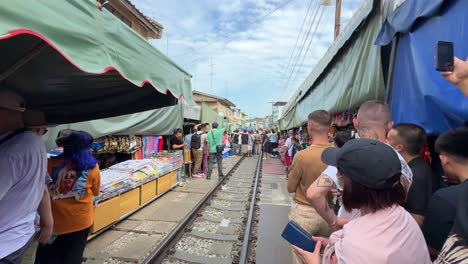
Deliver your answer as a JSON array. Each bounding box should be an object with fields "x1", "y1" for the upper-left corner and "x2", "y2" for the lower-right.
[
  {"x1": 357, "y1": 100, "x2": 391, "y2": 127},
  {"x1": 355, "y1": 100, "x2": 393, "y2": 141}
]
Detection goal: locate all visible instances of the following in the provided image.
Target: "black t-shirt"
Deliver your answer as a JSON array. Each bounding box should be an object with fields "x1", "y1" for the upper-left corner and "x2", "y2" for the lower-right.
[
  {"x1": 232, "y1": 133, "x2": 239, "y2": 144},
  {"x1": 403, "y1": 157, "x2": 433, "y2": 215},
  {"x1": 170, "y1": 136, "x2": 184, "y2": 150},
  {"x1": 452, "y1": 180, "x2": 468, "y2": 239},
  {"x1": 422, "y1": 180, "x2": 465, "y2": 251},
  {"x1": 241, "y1": 133, "x2": 249, "y2": 144},
  {"x1": 434, "y1": 180, "x2": 468, "y2": 263}
]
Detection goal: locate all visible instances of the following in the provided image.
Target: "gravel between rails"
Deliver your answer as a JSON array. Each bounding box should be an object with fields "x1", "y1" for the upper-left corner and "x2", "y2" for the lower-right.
[{"x1": 163, "y1": 156, "x2": 261, "y2": 263}]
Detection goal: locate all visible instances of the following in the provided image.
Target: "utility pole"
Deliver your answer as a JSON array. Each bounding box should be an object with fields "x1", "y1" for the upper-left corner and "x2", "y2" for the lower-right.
[
  {"x1": 209, "y1": 57, "x2": 215, "y2": 90},
  {"x1": 334, "y1": 0, "x2": 342, "y2": 40}
]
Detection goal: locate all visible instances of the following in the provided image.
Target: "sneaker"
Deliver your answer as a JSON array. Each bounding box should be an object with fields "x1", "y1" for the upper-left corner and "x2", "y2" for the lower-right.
[{"x1": 193, "y1": 174, "x2": 202, "y2": 178}]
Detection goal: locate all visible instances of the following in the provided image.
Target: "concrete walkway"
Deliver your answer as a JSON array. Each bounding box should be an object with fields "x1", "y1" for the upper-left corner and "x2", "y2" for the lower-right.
[{"x1": 256, "y1": 156, "x2": 293, "y2": 264}]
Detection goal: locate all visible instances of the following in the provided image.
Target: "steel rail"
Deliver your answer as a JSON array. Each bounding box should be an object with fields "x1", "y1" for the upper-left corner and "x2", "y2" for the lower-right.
[
  {"x1": 239, "y1": 151, "x2": 262, "y2": 264},
  {"x1": 143, "y1": 156, "x2": 245, "y2": 264}
]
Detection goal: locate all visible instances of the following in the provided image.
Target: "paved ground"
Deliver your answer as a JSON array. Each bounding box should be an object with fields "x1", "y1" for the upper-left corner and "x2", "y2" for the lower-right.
[
  {"x1": 84, "y1": 156, "x2": 241, "y2": 264},
  {"x1": 256, "y1": 155, "x2": 293, "y2": 264}
]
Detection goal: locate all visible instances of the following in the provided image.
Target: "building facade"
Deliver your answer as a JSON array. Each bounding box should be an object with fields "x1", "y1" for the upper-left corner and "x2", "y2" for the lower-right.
[
  {"x1": 193, "y1": 91, "x2": 236, "y2": 119},
  {"x1": 98, "y1": 0, "x2": 163, "y2": 40}
]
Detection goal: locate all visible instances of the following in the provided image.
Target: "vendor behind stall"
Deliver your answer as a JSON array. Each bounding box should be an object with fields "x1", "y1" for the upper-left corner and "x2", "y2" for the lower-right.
[{"x1": 170, "y1": 128, "x2": 187, "y2": 150}]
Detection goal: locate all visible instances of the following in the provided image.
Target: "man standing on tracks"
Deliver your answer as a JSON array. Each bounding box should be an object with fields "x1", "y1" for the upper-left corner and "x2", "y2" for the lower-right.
[
  {"x1": 192, "y1": 124, "x2": 207, "y2": 178},
  {"x1": 206, "y1": 118, "x2": 229, "y2": 180},
  {"x1": 287, "y1": 110, "x2": 332, "y2": 264}
]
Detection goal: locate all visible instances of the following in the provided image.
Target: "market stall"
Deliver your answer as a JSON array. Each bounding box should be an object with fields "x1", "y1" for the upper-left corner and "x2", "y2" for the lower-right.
[
  {"x1": 0, "y1": 1, "x2": 195, "y2": 236},
  {"x1": 93, "y1": 151, "x2": 183, "y2": 233}
]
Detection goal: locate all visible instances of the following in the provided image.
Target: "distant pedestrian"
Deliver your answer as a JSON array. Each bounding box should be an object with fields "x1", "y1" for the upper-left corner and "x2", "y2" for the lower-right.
[
  {"x1": 192, "y1": 124, "x2": 207, "y2": 178},
  {"x1": 254, "y1": 131, "x2": 262, "y2": 155},
  {"x1": 240, "y1": 129, "x2": 249, "y2": 156},
  {"x1": 248, "y1": 131, "x2": 254, "y2": 157},
  {"x1": 269, "y1": 129, "x2": 279, "y2": 157},
  {"x1": 284, "y1": 129, "x2": 294, "y2": 171},
  {"x1": 231, "y1": 130, "x2": 239, "y2": 155}
]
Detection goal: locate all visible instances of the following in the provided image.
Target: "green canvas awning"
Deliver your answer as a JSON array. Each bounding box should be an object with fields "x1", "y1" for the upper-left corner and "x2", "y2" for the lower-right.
[
  {"x1": 44, "y1": 103, "x2": 184, "y2": 149},
  {"x1": 279, "y1": 0, "x2": 384, "y2": 129},
  {"x1": 0, "y1": 0, "x2": 193, "y2": 124},
  {"x1": 201, "y1": 102, "x2": 223, "y2": 124}
]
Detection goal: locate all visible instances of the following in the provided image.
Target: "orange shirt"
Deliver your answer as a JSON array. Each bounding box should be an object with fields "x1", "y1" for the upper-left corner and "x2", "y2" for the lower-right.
[{"x1": 48, "y1": 161, "x2": 100, "y2": 235}]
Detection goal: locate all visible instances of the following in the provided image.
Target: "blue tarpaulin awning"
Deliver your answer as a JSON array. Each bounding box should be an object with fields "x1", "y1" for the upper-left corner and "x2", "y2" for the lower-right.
[{"x1": 375, "y1": 0, "x2": 468, "y2": 134}]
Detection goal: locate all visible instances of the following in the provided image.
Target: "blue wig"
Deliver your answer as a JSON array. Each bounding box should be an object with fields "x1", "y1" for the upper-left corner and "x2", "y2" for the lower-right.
[{"x1": 60, "y1": 131, "x2": 97, "y2": 172}]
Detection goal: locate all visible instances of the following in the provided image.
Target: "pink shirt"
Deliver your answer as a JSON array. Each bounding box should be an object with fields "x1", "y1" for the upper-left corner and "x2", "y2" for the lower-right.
[{"x1": 323, "y1": 206, "x2": 431, "y2": 264}]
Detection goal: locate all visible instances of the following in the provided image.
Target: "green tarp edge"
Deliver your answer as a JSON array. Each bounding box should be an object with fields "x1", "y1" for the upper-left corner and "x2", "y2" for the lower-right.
[
  {"x1": 44, "y1": 103, "x2": 183, "y2": 150},
  {"x1": 201, "y1": 102, "x2": 223, "y2": 124},
  {"x1": 279, "y1": 1, "x2": 384, "y2": 130},
  {"x1": 0, "y1": 0, "x2": 194, "y2": 104}
]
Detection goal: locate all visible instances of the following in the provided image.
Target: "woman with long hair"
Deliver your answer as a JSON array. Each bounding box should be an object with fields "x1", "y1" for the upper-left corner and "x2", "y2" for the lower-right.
[{"x1": 36, "y1": 130, "x2": 100, "y2": 264}]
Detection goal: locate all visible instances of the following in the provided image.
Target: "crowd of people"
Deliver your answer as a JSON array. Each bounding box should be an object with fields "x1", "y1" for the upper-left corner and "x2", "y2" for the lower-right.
[
  {"x1": 279, "y1": 58, "x2": 468, "y2": 264},
  {"x1": 1, "y1": 57, "x2": 468, "y2": 264}
]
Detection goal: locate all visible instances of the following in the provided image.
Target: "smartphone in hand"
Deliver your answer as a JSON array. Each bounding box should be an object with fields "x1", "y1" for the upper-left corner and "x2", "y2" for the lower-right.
[
  {"x1": 435, "y1": 41, "x2": 454, "y2": 72},
  {"x1": 281, "y1": 220, "x2": 316, "y2": 252}
]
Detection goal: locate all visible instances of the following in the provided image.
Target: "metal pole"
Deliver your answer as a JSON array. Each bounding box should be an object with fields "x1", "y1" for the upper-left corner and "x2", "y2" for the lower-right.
[{"x1": 334, "y1": 0, "x2": 342, "y2": 40}]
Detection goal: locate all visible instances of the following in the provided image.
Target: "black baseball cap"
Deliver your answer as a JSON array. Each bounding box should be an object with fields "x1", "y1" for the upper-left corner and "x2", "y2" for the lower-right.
[{"x1": 321, "y1": 138, "x2": 402, "y2": 190}]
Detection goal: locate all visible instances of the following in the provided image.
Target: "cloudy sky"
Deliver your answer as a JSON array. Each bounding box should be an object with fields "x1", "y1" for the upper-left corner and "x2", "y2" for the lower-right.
[{"x1": 132, "y1": 0, "x2": 365, "y2": 118}]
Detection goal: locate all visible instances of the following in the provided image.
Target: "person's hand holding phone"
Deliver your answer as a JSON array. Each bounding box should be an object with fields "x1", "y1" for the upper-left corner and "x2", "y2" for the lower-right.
[
  {"x1": 441, "y1": 56, "x2": 468, "y2": 96},
  {"x1": 293, "y1": 240, "x2": 322, "y2": 264}
]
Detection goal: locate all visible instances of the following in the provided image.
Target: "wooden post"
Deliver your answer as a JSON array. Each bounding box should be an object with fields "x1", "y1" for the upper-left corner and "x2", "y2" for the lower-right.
[{"x1": 334, "y1": 0, "x2": 342, "y2": 40}]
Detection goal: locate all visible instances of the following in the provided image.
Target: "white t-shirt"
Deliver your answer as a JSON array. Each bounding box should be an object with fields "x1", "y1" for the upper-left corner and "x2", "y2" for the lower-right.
[
  {"x1": 0, "y1": 131, "x2": 46, "y2": 258},
  {"x1": 285, "y1": 137, "x2": 293, "y2": 156}
]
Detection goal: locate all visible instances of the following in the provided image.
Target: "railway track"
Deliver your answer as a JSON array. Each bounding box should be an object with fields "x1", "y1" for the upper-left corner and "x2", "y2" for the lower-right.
[{"x1": 143, "y1": 154, "x2": 263, "y2": 264}]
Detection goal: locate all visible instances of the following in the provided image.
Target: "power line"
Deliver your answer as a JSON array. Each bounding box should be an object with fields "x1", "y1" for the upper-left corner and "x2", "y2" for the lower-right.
[
  {"x1": 279, "y1": 0, "x2": 319, "y2": 100},
  {"x1": 290, "y1": 5, "x2": 327, "y2": 85},
  {"x1": 280, "y1": 0, "x2": 314, "y2": 89},
  {"x1": 282, "y1": 3, "x2": 322, "y2": 96},
  {"x1": 172, "y1": 0, "x2": 297, "y2": 59}
]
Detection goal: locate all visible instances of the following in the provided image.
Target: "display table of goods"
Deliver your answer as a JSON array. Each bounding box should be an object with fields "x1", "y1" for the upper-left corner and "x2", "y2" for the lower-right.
[{"x1": 92, "y1": 152, "x2": 183, "y2": 234}]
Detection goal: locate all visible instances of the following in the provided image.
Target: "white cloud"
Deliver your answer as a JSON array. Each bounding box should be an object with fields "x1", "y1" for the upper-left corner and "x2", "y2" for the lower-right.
[{"x1": 134, "y1": 0, "x2": 365, "y2": 118}]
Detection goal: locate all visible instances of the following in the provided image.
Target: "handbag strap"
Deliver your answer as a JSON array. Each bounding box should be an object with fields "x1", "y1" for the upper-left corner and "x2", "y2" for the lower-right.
[{"x1": 0, "y1": 128, "x2": 28, "y2": 146}]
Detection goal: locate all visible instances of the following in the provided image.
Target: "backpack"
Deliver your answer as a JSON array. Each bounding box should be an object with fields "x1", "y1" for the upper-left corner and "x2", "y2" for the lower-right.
[{"x1": 191, "y1": 133, "x2": 201, "y2": 149}]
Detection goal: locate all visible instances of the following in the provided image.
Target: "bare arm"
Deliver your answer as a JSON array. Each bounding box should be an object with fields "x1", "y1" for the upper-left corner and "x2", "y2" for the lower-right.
[
  {"x1": 37, "y1": 186, "x2": 53, "y2": 244},
  {"x1": 172, "y1": 143, "x2": 187, "y2": 149},
  {"x1": 307, "y1": 175, "x2": 337, "y2": 225}
]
